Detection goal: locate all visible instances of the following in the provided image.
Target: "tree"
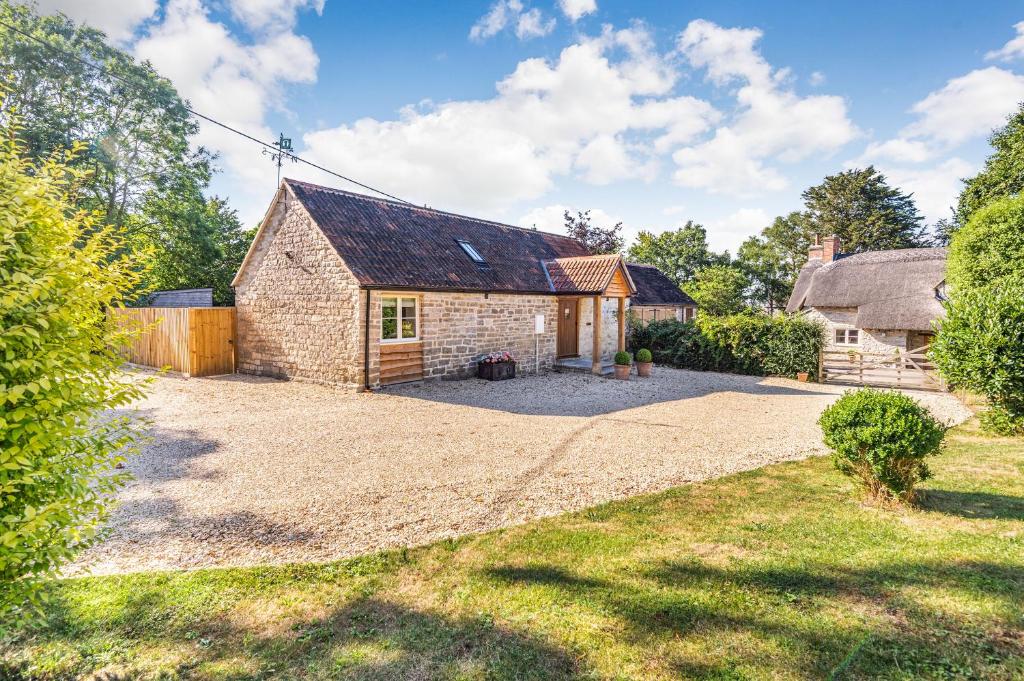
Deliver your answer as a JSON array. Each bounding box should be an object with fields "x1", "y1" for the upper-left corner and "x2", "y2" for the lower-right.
[
  {"x1": 931, "y1": 274, "x2": 1024, "y2": 435},
  {"x1": 946, "y1": 195, "x2": 1024, "y2": 292},
  {"x1": 736, "y1": 236, "x2": 791, "y2": 314},
  {"x1": 564, "y1": 210, "x2": 624, "y2": 255},
  {"x1": 0, "y1": 3, "x2": 212, "y2": 230},
  {"x1": 802, "y1": 167, "x2": 927, "y2": 252},
  {"x1": 627, "y1": 221, "x2": 727, "y2": 287},
  {"x1": 955, "y1": 103, "x2": 1024, "y2": 228},
  {"x1": 761, "y1": 211, "x2": 816, "y2": 283},
  {"x1": 1, "y1": 123, "x2": 147, "y2": 621},
  {"x1": 684, "y1": 266, "x2": 749, "y2": 316}
]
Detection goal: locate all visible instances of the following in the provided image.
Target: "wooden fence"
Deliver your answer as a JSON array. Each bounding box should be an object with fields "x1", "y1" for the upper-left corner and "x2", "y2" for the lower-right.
[
  {"x1": 111, "y1": 307, "x2": 236, "y2": 377},
  {"x1": 820, "y1": 345, "x2": 945, "y2": 392}
]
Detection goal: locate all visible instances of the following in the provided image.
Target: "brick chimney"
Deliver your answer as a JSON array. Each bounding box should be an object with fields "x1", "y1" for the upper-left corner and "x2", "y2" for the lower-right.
[
  {"x1": 807, "y1": 234, "x2": 824, "y2": 262},
  {"x1": 822, "y1": 235, "x2": 842, "y2": 262}
]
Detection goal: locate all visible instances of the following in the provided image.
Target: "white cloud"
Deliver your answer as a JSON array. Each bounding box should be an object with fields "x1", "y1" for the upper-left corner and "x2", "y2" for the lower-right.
[
  {"x1": 518, "y1": 204, "x2": 620, "y2": 233},
  {"x1": 809, "y1": 70, "x2": 826, "y2": 86},
  {"x1": 661, "y1": 204, "x2": 687, "y2": 216},
  {"x1": 470, "y1": 0, "x2": 555, "y2": 42},
  {"x1": 558, "y1": 0, "x2": 597, "y2": 22},
  {"x1": 28, "y1": 0, "x2": 158, "y2": 41},
  {"x1": 133, "y1": 0, "x2": 319, "y2": 212},
  {"x1": 707, "y1": 207, "x2": 771, "y2": 252},
  {"x1": 516, "y1": 7, "x2": 556, "y2": 40},
  {"x1": 880, "y1": 158, "x2": 974, "y2": 224},
  {"x1": 670, "y1": 20, "x2": 858, "y2": 197},
  {"x1": 986, "y1": 20, "x2": 1024, "y2": 62},
  {"x1": 226, "y1": 0, "x2": 325, "y2": 31},
  {"x1": 303, "y1": 25, "x2": 719, "y2": 212}
]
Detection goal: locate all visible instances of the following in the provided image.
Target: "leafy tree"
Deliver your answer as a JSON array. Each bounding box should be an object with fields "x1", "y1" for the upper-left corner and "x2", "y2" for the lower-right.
[
  {"x1": 761, "y1": 211, "x2": 816, "y2": 283},
  {"x1": 627, "y1": 221, "x2": 726, "y2": 287},
  {"x1": 946, "y1": 195, "x2": 1024, "y2": 291},
  {"x1": 1, "y1": 122, "x2": 147, "y2": 621},
  {"x1": 0, "y1": 2, "x2": 211, "y2": 230},
  {"x1": 802, "y1": 167, "x2": 927, "y2": 252},
  {"x1": 736, "y1": 235, "x2": 791, "y2": 314},
  {"x1": 931, "y1": 274, "x2": 1024, "y2": 435},
  {"x1": 955, "y1": 103, "x2": 1024, "y2": 228},
  {"x1": 684, "y1": 266, "x2": 749, "y2": 316},
  {"x1": 564, "y1": 210, "x2": 624, "y2": 255}
]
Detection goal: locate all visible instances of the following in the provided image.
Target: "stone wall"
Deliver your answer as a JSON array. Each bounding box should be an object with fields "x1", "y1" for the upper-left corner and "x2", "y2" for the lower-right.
[
  {"x1": 234, "y1": 192, "x2": 365, "y2": 389},
  {"x1": 366, "y1": 290, "x2": 559, "y2": 386},
  {"x1": 805, "y1": 307, "x2": 908, "y2": 354},
  {"x1": 578, "y1": 297, "x2": 628, "y2": 360},
  {"x1": 631, "y1": 305, "x2": 695, "y2": 324}
]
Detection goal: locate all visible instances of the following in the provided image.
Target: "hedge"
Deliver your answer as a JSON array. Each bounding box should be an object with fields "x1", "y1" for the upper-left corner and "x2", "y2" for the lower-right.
[{"x1": 629, "y1": 314, "x2": 825, "y2": 379}]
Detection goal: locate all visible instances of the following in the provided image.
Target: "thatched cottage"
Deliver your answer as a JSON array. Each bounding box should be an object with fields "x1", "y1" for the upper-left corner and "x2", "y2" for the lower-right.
[
  {"x1": 626, "y1": 263, "x2": 698, "y2": 324},
  {"x1": 786, "y1": 236, "x2": 947, "y2": 353},
  {"x1": 232, "y1": 179, "x2": 645, "y2": 389}
]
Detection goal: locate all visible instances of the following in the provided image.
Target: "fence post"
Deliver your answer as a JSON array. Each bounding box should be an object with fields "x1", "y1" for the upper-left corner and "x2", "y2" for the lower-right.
[{"x1": 818, "y1": 347, "x2": 824, "y2": 383}]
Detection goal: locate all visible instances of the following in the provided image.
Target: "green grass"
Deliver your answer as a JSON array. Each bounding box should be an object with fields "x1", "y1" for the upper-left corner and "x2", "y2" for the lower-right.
[{"x1": 3, "y1": 420, "x2": 1023, "y2": 680}]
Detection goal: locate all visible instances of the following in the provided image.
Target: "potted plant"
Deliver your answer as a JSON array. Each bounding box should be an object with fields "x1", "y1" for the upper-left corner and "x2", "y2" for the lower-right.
[
  {"x1": 635, "y1": 348, "x2": 653, "y2": 377},
  {"x1": 797, "y1": 371, "x2": 809, "y2": 382},
  {"x1": 613, "y1": 351, "x2": 632, "y2": 380},
  {"x1": 478, "y1": 351, "x2": 516, "y2": 381}
]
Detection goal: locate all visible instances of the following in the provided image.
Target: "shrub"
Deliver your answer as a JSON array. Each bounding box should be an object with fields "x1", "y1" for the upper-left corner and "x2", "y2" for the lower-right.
[
  {"x1": 635, "y1": 348, "x2": 652, "y2": 363},
  {"x1": 931, "y1": 274, "x2": 1024, "y2": 434},
  {"x1": 628, "y1": 314, "x2": 824, "y2": 379},
  {"x1": 946, "y1": 195, "x2": 1024, "y2": 291},
  {"x1": 818, "y1": 390, "x2": 946, "y2": 504},
  {"x1": 614, "y1": 351, "x2": 632, "y2": 366},
  {"x1": 0, "y1": 122, "x2": 148, "y2": 623}
]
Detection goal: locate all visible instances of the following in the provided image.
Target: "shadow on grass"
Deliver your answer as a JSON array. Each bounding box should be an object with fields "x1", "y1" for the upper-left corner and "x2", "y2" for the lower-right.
[
  {"x1": 486, "y1": 558, "x2": 1024, "y2": 678},
  {"x1": 6, "y1": 590, "x2": 586, "y2": 681},
  {"x1": 917, "y1": 489, "x2": 1024, "y2": 521}
]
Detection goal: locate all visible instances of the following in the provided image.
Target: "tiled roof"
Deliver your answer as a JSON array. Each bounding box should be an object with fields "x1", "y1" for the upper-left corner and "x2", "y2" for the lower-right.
[
  {"x1": 542, "y1": 254, "x2": 628, "y2": 294},
  {"x1": 626, "y1": 263, "x2": 695, "y2": 306},
  {"x1": 284, "y1": 179, "x2": 590, "y2": 293}
]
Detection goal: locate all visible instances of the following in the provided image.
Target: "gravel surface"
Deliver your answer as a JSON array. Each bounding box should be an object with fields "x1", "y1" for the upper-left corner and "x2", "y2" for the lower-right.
[{"x1": 75, "y1": 369, "x2": 971, "y2": 575}]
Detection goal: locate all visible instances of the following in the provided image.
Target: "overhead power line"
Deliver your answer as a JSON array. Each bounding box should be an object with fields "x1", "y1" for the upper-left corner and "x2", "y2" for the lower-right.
[{"x1": 0, "y1": 17, "x2": 415, "y2": 206}]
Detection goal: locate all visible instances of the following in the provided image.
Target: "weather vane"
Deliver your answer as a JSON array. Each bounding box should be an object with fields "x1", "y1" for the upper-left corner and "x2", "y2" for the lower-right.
[{"x1": 263, "y1": 133, "x2": 298, "y2": 188}]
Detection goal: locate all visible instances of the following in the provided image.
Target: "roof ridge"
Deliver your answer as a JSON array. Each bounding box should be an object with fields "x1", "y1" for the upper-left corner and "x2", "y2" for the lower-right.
[{"x1": 284, "y1": 177, "x2": 583, "y2": 243}]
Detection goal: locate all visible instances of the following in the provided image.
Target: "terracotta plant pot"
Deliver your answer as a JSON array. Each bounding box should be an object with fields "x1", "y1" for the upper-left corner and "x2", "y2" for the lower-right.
[
  {"x1": 636, "y1": 361, "x2": 653, "y2": 377},
  {"x1": 613, "y1": 363, "x2": 631, "y2": 380},
  {"x1": 797, "y1": 371, "x2": 809, "y2": 382}
]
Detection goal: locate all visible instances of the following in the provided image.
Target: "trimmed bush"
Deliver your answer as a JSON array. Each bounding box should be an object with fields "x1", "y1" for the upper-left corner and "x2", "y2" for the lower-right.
[
  {"x1": 818, "y1": 390, "x2": 946, "y2": 504},
  {"x1": 931, "y1": 274, "x2": 1024, "y2": 435},
  {"x1": 614, "y1": 350, "x2": 632, "y2": 366},
  {"x1": 628, "y1": 314, "x2": 824, "y2": 379},
  {"x1": 635, "y1": 348, "x2": 652, "y2": 363},
  {"x1": 947, "y1": 195, "x2": 1024, "y2": 291}
]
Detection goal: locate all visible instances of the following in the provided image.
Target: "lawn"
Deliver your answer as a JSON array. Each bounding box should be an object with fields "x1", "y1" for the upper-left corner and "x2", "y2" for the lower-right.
[{"x1": 3, "y1": 420, "x2": 1022, "y2": 680}]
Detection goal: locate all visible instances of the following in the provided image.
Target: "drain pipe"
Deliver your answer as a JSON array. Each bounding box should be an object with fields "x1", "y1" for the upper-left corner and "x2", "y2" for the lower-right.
[{"x1": 363, "y1": 288, "x2": 371, "y2": 392}]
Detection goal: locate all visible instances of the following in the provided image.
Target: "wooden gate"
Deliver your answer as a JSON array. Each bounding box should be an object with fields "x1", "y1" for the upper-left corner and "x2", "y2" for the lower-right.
[
  {"x1": 112, "y1": 307, "x2": 236, "y2": 377},
  {"x1": 820, "y1": 345, "x2": 945, "y2": 392}
]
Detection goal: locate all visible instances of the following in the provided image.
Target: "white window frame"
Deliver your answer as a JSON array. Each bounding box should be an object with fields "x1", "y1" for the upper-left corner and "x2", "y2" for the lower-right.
[
  {"x1": 381, "y1": 295, "x2": 419, "y2": 343},
  {"x1": 834, "y1": 327, "x2": 860, "y2": 346}
]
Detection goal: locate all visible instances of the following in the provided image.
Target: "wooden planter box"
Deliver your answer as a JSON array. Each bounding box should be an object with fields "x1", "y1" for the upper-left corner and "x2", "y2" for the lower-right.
[{"x1": 478, "y1": 360, "x2": 516, "y2": 381}]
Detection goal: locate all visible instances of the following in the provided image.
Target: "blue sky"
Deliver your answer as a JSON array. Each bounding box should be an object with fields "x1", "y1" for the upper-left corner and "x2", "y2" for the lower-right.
[{"x1": 33, "y1": 0, "x2": 1024, "y2": 251}]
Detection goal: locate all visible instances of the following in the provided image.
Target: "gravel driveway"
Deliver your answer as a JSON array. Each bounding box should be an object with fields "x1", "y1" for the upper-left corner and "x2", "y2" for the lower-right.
[{"x1": 75, "y1": 369, "x2": 970, "y2": 575}]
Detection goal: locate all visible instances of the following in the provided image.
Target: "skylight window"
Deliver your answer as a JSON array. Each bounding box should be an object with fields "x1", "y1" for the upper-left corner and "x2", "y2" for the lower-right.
[{"x1": 457, "y1": 240, "x2": 486, "y2": 264}]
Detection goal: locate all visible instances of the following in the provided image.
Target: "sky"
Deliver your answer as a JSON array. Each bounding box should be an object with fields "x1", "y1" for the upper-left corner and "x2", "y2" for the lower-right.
[{"x1": 28, "y1": 0, "x2": 1024, "y2": 253}]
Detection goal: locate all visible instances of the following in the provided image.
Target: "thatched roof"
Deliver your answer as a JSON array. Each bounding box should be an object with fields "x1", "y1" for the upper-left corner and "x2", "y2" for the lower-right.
[{"x1": 786, "y1": 247, "x2": 947, "y2": 331}]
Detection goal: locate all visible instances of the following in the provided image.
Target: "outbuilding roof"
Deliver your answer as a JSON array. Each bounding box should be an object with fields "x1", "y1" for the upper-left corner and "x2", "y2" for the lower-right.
[
  {"x1": 626, "y1": 263, "x2": 695, "y2": 306},
  {"x1": 786, "y1": 247, "x2": 947, "y2": 331},
  {"x1": 279, "y1": 179, "x2": 591, "y2": 294}
]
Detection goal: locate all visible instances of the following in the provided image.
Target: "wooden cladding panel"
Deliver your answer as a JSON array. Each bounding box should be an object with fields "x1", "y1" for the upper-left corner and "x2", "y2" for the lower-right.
[
  {"x1": 111, "y1": 307, "x2": 236, "y2": 377},
  {"x1": 380, "y1": 341, "x2": 424, "y2": 385},
  {"x1": 604, "y1": 268, "x2": 631, "y2": 297}
]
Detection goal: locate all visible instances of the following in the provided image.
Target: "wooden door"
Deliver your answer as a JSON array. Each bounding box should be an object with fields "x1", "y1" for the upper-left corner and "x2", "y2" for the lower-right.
[
  {"x1": 557, "y1": 298, "x2": 579, "y2": 357},
  {"x1": 188, "y1": 308, "x2": 236, "y2": 377}
]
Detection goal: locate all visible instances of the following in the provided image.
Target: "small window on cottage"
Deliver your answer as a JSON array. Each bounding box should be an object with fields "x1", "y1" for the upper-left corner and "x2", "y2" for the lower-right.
[
  {"x1": 457, "y1": 240, "x2": 486, "y2": 264},
  {"x1": 381, "y1": 296, "x2": 417, "y2": 341},
  {"x1": 834, "y1": 328, "x2": 860, "y2": 345}
]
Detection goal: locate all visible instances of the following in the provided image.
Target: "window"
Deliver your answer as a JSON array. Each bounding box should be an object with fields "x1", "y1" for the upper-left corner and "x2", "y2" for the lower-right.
[
  {"x1": 457, "y1": 240, "x2": 486, "y2": 264},
  {"x1": 381, "y1": 296, "x2": 417, "y2": 341},
  {"x1": 834, "y1": 328, "x2": 860, "y2": 345}
]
